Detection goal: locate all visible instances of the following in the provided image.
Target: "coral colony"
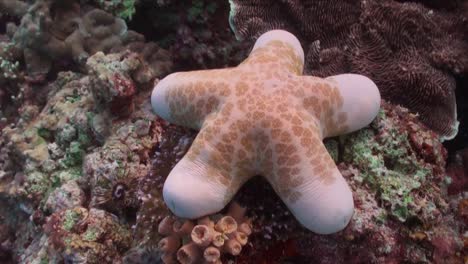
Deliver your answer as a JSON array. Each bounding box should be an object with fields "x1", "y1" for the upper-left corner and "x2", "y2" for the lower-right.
[
  {"x1": 228, "y1": 0, "x2": 467, "y2": 139},
  {"x1": 152, "y1": 30, "x2": 381, "y2": 234},
  {"x1": 0, "y1": 0, "x2": 467, "y2": 263}
]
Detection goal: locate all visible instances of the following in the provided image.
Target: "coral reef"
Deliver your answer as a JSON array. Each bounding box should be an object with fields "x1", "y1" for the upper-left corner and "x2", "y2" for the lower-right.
[
  {"x1": 0, "y1": 1, "x2": 466, "y2": 263},
  {"x1": 233, "y1": 101, "x2": 465, "y2": 263},
  {"x1": 41, "y1": 207, "x2": 132, "y2": 263},
  {"x1": 1, "y1": 71, "x2": 95, "y2": 205},
  {"x1": 133, "y1": 0, "x2": 251, "y2": 69},
  {"x1": 2, "y1": 0, "x2": 172, "y2": 80},
  {"x1": 228, "y1": 0, "x2": 468, "y2": 139},
  {"x1": 342, "y1": 102, "x2": 448, "y2": 222},
  {"x1": 0, "y1": 0, "x2": 28, "y2": 17},
  {"x1": 447, "y1": 148, "x2": 468, "y2": 195},
  {"x1": 93, "y1": 0, "x2": 137, "y2": 20},
  {"x1": 129, "y1": 122, "x2": 195, "y2": 258},
  {"x1": 157, "y1": 202, "x2": 252, "y2": 263},
  {"x1": 0, "y1": 49, "x2": 165, "y2": 262}
]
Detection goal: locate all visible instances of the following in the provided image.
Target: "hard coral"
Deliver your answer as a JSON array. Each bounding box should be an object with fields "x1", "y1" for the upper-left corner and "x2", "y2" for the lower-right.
[
  {"x1": 87, "y1": 51, "x2": 172, "y2": 117},
  {"x1": 136, "y1": 0, "x2": 250, "y2": 69},
  {"x1": 1, "y1": 72, "x2": 96, "y2": 204},
  {"x1": 157, "y1": 202, "x2": 252, "y2": 264},
  {"x1": 343, "y1": 101, "x2": 447, "y2": 222},
  {"x1": 229, "y1": 0, "x2": 468, "y2": 139},
  {"x1": 0, "y1": 0, "x2": 29, "y2": 17},
  {"x1": 44, "y1": 207, "x2": 132, "y2": 263},
  {"x1": 93, "y1": 0, "x2": 137, "y2": 20},
  {"x1": 8, "y1": 0, "x2": 172, "y2": 79}
]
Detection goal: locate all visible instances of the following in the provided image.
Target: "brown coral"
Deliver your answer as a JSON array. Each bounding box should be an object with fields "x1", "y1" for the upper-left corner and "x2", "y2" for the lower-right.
[
  {"x1": 8, "y1": 0, "x2": 172, "y2": 80},
  {"x1": 228, "y1": 0, "x2": 468, "y2": 139},
  {"x1": 157, "y1": 202, "x2": 252, "y2": 264},
  {"x1": 86, "y1": 51, "x2": 171, "y2": 117}
]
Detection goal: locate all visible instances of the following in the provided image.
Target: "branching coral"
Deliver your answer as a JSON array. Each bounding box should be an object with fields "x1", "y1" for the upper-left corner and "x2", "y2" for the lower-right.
[
  {"x1": 157, "y1": 202, "x2": 252, "y2": 264},
  {"x1": 228, "y1": 0, "x2": 468, "y2": 139}
]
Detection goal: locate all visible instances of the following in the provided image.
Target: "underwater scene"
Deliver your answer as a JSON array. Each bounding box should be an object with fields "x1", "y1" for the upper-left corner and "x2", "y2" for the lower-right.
[{"x1": 0, "y1": 0, "x2": 467, "y2": 263}]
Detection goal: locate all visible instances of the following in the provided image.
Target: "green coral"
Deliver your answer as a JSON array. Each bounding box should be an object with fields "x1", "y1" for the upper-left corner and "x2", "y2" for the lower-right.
[
  {"x1": 83, "y1": 227, "x2": 99, "y2": 242},
  {"x1": 0, "y1": 43, "x2": 19, "y2": 80},
  {"x1": 343, "y1": 110, "x2": 431, "y2": 222},
  {"x1": 37, "y1": 127, "x2": 53, "y2": 141},
  {"x1": 187, "y1": 0, "x2": 218, "y2": 23},
  {"x1": 62, "y1": 210, "x2": 81, "y2": 231},
  {"x1": 97, "y1": 0, "x2": 136, "y2": 20},
  {"x1": 60, "y1": 141, "x2": 85, "y2": 168},
  {"x1": 27, "y1": 171, "x2": 50, "y2": 195}
]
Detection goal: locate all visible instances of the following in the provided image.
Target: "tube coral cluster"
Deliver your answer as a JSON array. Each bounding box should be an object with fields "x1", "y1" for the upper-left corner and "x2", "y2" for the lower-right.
[{"x1": 157, "y1": 202, "x2": 252, "y2": 264}]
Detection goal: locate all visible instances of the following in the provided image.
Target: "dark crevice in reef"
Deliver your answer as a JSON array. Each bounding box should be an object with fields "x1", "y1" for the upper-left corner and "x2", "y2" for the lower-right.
[
  {"x1": 444, "y1": 75, "x2": 468, "y2": 157},
  {"x1": 394, "y1": 0, "x2": 466, "y2": 11},
  {"x1": 125, "y1": 3, "x2": 158, "y2": 42}
]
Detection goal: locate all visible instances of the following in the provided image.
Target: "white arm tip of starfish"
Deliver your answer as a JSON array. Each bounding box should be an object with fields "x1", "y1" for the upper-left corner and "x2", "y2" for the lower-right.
[
  {"x1": 163, "y1": 157, "x2": 228, "y2": 219},
  {"x1": 289, "y1": 174, "x2": 354, "y2": 234},
  {"x1": 251, "y1": 29, "x2": 304, "y2": 65},
  {"x1": 328, "y1": 73, "x2": 381, "y2": 133},
  {"x1": 151, "y1": 72, "x2": 179, "y2": 122}
]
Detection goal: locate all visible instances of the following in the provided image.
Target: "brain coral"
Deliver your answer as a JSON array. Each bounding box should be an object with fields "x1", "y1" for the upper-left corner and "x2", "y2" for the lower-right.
[{"x1": 228, "y1": 0, "x2": 468, "y2": 139}]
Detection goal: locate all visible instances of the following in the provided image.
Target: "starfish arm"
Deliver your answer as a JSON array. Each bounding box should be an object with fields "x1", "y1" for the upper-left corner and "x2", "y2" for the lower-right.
[
  {"x1": 151, "y1": 69, "x2": 234, "y2": 130},
  {"x1": 300, "y1": 74, "x2": 381, "y2": 138},
  {"x1": 240, "y1": 30, "x2": 304, "y2": 75},
  {"x1": 264, "y1": 124, "x2": 354, "y2": 234},
  {"x1": 163, "y1": 115, "x2": 254, "y2": 219}
]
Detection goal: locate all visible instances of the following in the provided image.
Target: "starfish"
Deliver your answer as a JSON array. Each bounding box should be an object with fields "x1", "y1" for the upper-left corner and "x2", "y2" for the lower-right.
[{"x1": 151, "y1": 30, "x2": 381, "y2": 234}]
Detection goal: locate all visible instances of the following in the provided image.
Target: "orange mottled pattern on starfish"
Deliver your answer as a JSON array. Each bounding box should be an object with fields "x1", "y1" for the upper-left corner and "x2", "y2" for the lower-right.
[{"x1": 160, "y1": 39, "x2": 350, "y2": 204}]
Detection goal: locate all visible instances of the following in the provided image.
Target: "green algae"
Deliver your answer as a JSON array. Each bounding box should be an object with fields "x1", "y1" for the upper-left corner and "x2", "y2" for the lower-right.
[{"x1": 343, "y1": 110, "x2": 432, "y2": 222}]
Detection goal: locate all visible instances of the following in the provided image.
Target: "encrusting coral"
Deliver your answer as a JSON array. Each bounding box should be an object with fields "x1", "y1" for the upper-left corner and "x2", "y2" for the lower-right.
[
  {"x1": 151, "y1": 29, "x2": 381, "y2": 234},
  {"x1": 231, "y1": 102, "x2": 464, "y2": 263},
  {"x1": 42, "y1": 207, "x2": 132, "y2": 263},
  {"x1": 0, "y1": 49, "x2": 166, "y2": 262},
  {"x1": 228, "y1": 0, "x2": 468, "y2": 139},
  {"x1": 157, "y1": 202, "x2": 252, "y2": 264}
]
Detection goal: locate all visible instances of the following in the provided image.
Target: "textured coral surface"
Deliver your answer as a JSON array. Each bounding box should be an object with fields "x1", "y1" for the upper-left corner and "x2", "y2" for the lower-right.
[
  {"x1": 0, "y1": 0, "x2": 467, "y2": 263},
  {"x1": 229, "y1": 0, "x2": 468, "y2": 139}
]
